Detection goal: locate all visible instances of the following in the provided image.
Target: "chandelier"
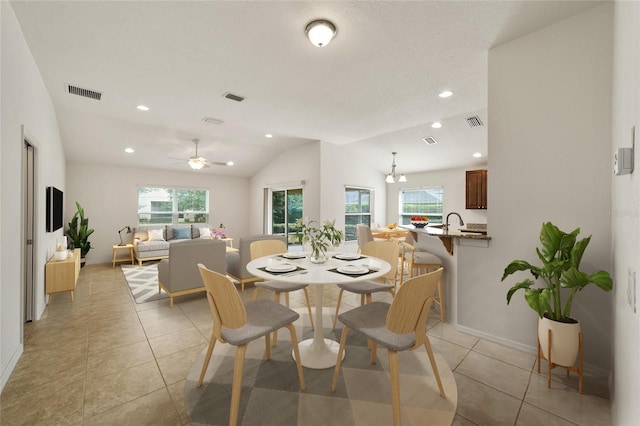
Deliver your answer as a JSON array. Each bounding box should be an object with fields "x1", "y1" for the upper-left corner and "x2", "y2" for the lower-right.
[{"x1": 385, "y1": 152, "x2": 407, "y2": 183}]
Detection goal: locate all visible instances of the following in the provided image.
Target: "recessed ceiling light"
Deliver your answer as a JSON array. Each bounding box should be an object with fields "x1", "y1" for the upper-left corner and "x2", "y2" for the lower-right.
[
  {"x1": 226, "y1": 161, "x2": 234, "y2": 166},
  {"x1": 265, "y1": 134, "x2": 273, "y2": 138},
  {"x1": 125, "y1": 148, "x2": 134, "y2": 153},
  {"x1": 438, "y1": 90, "x2": 454, "y2": 98},
  {"x1": 136, "y1": 105, "x2": 149, "y2": 111},
  {"x1": 473, "y1": 152, "x2": 482, "y2": 158},
  {"x1": 431, "y1": 122, "x2": 442, "y2": 129}
]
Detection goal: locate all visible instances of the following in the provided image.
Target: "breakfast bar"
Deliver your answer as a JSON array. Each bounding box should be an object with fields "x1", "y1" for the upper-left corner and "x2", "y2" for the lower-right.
[{"x1": 402, "y1": 223, "x2": 491, "y2": 255}]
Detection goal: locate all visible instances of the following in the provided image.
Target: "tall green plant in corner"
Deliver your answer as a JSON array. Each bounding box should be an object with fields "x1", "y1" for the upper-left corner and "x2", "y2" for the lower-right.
[
  {"x1": 66, "y1": 202, "x2": 94, "y2": 259},
  {"x1": 501, "y1": 222, "x2": 612, "y2": 321}
]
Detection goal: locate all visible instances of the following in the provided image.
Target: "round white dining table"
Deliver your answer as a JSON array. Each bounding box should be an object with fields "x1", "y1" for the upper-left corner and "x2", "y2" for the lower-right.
[{"x1": 246, "y1": 252, "x2": 391, "y2": 369}]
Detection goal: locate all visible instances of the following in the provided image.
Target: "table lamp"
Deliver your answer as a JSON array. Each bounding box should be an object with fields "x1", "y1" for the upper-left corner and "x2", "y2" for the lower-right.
[{"x1": 118, "y1": 226, "x2": 132, "y2": 246}]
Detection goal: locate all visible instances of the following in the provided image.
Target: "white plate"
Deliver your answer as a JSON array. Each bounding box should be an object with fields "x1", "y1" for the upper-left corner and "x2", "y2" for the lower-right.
[
  {"x1": 282, "y1": 253, "x2": 306, "y2": 259},
  {"x1": 335, "y1": 253, "x2": 361, "y2": 260},
  {"x1": 337, "y1": 265, "x2": 369, "y2": 275},
  {"x1": 266, "y1": 264, "x2": 296, "y2": 273}
]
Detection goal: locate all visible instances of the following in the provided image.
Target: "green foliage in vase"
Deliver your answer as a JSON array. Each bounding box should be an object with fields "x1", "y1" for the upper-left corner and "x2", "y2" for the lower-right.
[
  {"x1": 501, "y1": 222, "x2": 612, "y2": 321},
  {"x1": 66, "y1": 202, "x2": 94, "y2": 258},
  {"x1": 296, "y1": 218, "x2": 343, "y2": 259}
]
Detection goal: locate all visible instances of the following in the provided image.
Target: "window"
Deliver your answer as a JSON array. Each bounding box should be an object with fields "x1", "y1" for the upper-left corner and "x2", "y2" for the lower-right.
[
  {"x1": 345, "y1": 187, "x2": 372, "y2": 241},
  {"x1": 137, "y1": 187, "x2": 209, "y2": 226},
  {"x1": 399, "y1": 187, "x2": 443, "y2": 225}
]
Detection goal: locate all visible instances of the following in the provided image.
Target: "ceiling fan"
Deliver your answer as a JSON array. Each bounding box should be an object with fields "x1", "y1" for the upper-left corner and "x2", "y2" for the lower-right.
[{"x1": 171, "y1": 139, "x2": 233, "y2": 170}]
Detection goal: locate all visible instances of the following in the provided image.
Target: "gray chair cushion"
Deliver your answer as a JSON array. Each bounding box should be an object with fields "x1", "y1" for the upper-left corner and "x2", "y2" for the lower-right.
[
  {"x1": 221, "y1": 299, "x2": 300, "y2": 346},
  {"x1": 226, "y1": 234, "x2": 287, "y2": 280},
  {"x1": 158, "y1": 239, "x2": 227, "y2": 293},
  {"x1": 337, "y1": 280, "x2": 393, "y2": 294},
  {"x1": 255, "y1": 280, "x2": 308, "y2": 292},
  {"x1": 410, "y1": 251, "x2": 442, "y2": 265},
  {"x1": 136, "y1": 240, "x2": 170, "y2": 252},
  {"x1": 338, "y1": 301, "x2": 416, "y2": 351}
]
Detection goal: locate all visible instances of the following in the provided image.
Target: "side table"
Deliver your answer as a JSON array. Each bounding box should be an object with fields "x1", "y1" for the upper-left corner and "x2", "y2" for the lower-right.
[
  {"x1": 112, "y1": 243, "x2": 134, "y2": 267},
  {"x1": 219, "y1": 237, "x2": 234, "y2": 248}
]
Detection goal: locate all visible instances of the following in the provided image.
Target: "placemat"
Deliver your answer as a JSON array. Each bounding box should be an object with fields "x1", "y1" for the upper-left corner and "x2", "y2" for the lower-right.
[{"x1": 258, "y1": 266, "x2": 306, "y2": 276}]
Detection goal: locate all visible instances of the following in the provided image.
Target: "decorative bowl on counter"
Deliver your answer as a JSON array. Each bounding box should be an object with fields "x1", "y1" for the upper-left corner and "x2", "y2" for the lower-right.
[{"x1": 410, "y1": 216, "x2": 429, "y2": 228}]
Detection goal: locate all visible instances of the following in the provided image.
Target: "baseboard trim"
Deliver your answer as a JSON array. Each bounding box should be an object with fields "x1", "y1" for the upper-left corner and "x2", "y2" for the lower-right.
[
  {"x1": 452, "y1": 322, "x2": 610, "y2": 377},
  {"x1": 1, "y1": 343, "x2": 24, "y2": 392}
]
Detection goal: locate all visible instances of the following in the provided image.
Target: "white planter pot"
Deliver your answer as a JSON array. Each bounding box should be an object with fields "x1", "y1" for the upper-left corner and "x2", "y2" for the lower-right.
[{"x1": 538, "y1": 316, "x2": 580, "y2": 367}]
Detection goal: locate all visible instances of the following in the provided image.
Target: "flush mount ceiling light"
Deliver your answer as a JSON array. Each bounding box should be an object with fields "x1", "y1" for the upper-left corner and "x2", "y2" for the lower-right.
[
  {"x1": 305, "y1": 20, "x2": 336, "y2": 47},
  {"x1": 385, "y1": 152, "x2": 407, "y2": 183}
]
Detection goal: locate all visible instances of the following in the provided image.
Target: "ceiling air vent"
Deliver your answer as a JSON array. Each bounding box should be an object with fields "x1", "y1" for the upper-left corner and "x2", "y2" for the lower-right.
[
  {"x1": 202, "y1": 116, "x2": 224, "y2": 125},
  {"x1": 466, "y1": 115, "x2": 484, "y2": 128},
  {"x1": 223, "y1": 92, "x2": 245, "y2": 102},
  {"x1": 422, "y1": 136, "x2": 438, "y2": 145},
  {"x1": 66, "y1": 84, "x2": 102, "y2": 101}
]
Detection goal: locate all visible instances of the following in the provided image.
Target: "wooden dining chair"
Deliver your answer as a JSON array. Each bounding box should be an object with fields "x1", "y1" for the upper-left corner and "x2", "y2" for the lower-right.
[
  {"x1": 331, "y1": 240, "x2": 399, "y2": 330},
  {"x1": 399, "y1": 238, "x2": 446, "y2": 321},
  {"x1": 250, "y1": 239, "x2": 314, "y2": 343},
  {"x1": 331, "y1": 268, "x2": 445, "y2": 426},
  {"x1": 196, "y1": 264, "x2": 305, "y2": 426}
]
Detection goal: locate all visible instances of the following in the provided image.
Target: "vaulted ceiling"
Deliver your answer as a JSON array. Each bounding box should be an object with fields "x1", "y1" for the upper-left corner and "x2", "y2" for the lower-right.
[{"x1": 11, "y1": 1, "x2": 601, "y2": 177}]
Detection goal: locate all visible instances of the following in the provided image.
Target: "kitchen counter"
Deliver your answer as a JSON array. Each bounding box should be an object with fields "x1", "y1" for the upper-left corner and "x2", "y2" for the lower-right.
[{"x1": 401, "y1": 224, "x2": 491, "y2": 255}]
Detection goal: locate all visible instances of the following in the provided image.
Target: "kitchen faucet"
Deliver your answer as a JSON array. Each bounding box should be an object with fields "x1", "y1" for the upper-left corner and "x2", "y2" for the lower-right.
[{"x1": 445, "y1": 212, "x2": 464, "y2": 231}]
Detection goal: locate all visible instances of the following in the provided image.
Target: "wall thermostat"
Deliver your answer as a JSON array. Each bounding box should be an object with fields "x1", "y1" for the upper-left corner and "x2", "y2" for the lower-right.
[{"x1": 614, "y1": 147, "x2": 633, "y2": 176}]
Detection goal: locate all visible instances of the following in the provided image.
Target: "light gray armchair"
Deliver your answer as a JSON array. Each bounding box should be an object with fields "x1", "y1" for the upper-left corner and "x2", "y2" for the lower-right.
[
  {"x1": 226, "y1": 234, "x2": 286, "y2": 291},
  {"x1": 158, "y1": 239, "x2": 227, "y2": 307}
]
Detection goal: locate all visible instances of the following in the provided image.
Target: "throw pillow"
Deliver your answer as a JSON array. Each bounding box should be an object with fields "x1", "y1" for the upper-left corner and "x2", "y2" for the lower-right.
[
  {"x1": 172, "y1": 227, "x2": 191, "y2": 240},
  {"x1": 147, "y1": 229, "x2": 165, "y2": 241},
  {"x1": 199, "y1": 227, "x2": 212, "y2": 239}
]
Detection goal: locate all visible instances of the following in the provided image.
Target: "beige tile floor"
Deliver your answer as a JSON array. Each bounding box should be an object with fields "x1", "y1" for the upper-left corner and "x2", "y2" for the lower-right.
[{"x1": 1, "y1": 264, "x2": 612, "y2": 425}]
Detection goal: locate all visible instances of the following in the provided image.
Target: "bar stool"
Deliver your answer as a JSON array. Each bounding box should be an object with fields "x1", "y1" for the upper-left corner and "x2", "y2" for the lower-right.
[{"x1": 399, "y1": 241, "x2": 446, "y2": 321}]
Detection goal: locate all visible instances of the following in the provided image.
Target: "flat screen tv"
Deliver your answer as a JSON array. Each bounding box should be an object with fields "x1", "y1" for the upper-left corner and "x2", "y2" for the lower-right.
[{"x1": 46, "y1": 186, "x2": 63, "y2": 232}]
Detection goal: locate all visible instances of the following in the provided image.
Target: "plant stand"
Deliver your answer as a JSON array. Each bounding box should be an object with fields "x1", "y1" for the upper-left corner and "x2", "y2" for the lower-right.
[{"x1": 537, "y1": 328, "x2": 583, "y2": 393}]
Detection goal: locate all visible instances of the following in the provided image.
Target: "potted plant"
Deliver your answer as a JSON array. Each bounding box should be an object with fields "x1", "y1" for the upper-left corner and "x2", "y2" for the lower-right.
[
  {"x1": 501, "y1": 222, "x2": 612, "y2": 368},
  {"x1": 66, "y1": 201, "x2": 94, "y2": 266},
  {"x1": 296, "y1": 217, "x2": 343, "y2": 263}
]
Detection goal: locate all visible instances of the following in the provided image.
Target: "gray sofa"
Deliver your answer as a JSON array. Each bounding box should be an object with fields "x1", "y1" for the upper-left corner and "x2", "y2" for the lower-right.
[
  {"x1": 157, "y1": 238, "x2": 227, "y2": 307},
  {"x1": 132, "y1": 224, "x2": 214, "y2": 265},
  {"x1": 226, "y1": 234, "x2": 287, "y2": 291}
]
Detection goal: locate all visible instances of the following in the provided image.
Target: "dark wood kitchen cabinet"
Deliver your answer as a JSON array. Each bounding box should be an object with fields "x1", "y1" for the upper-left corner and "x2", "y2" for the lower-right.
[{"x1": 466, "y1": 169, "x2": 487, "y2": 209}]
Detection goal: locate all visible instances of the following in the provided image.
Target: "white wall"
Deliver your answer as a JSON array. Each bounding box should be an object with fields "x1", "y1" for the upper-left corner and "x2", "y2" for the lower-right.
[
  {"x1": 65, "y1": 163, "x2": 250, "y2": 264},
  {"x1": 485, "y1": 4, "x2": 613, "y2": 371},
  {"x1": 386, "y1": 165, "x2": 489, "y2": 229},
  {"x1": 249, "y1": 141, "x2": 388, "y2": 249},
  {"x1": 611, "y1": 1, "x2": 640, "y2": 424},
  {"x1": 320, "y1": 142, "x2": 388, "y2": 249},
  {"x1": 1, "y1": 2, "x2": 67, "y2": 390},
  {"x1": 249, "y1": 142, "x2": 321, "y2": 234}
]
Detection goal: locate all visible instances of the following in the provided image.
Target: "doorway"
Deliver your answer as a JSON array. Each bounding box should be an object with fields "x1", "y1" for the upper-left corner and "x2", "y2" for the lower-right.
[
  {"x1": 269, "y1": 188, "x2": 303, "y2": 246},
  {"x1": 23, "y1": 139, "x2": 36, "y2": 323}
]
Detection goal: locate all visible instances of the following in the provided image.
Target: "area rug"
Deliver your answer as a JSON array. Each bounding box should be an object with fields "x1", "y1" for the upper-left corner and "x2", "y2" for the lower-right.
[
  {"x1": 121, "y1": 263, "x2": 168, "y2": 304},
  {"x1": 184, "y1": 308, "x2": 457, "y2": 425}
]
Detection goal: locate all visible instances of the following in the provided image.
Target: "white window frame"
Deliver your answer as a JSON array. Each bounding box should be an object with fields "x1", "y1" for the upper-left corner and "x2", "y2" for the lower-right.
[
  {"x1": 398, "y1": 187, "x2": 444, "y2": 225},
  {"x1": 137, "y1": 186, "x2": 209, "y2": 226},
  {"x1": 345, "y1": 186, "x2": 373, "y2": 242}
]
